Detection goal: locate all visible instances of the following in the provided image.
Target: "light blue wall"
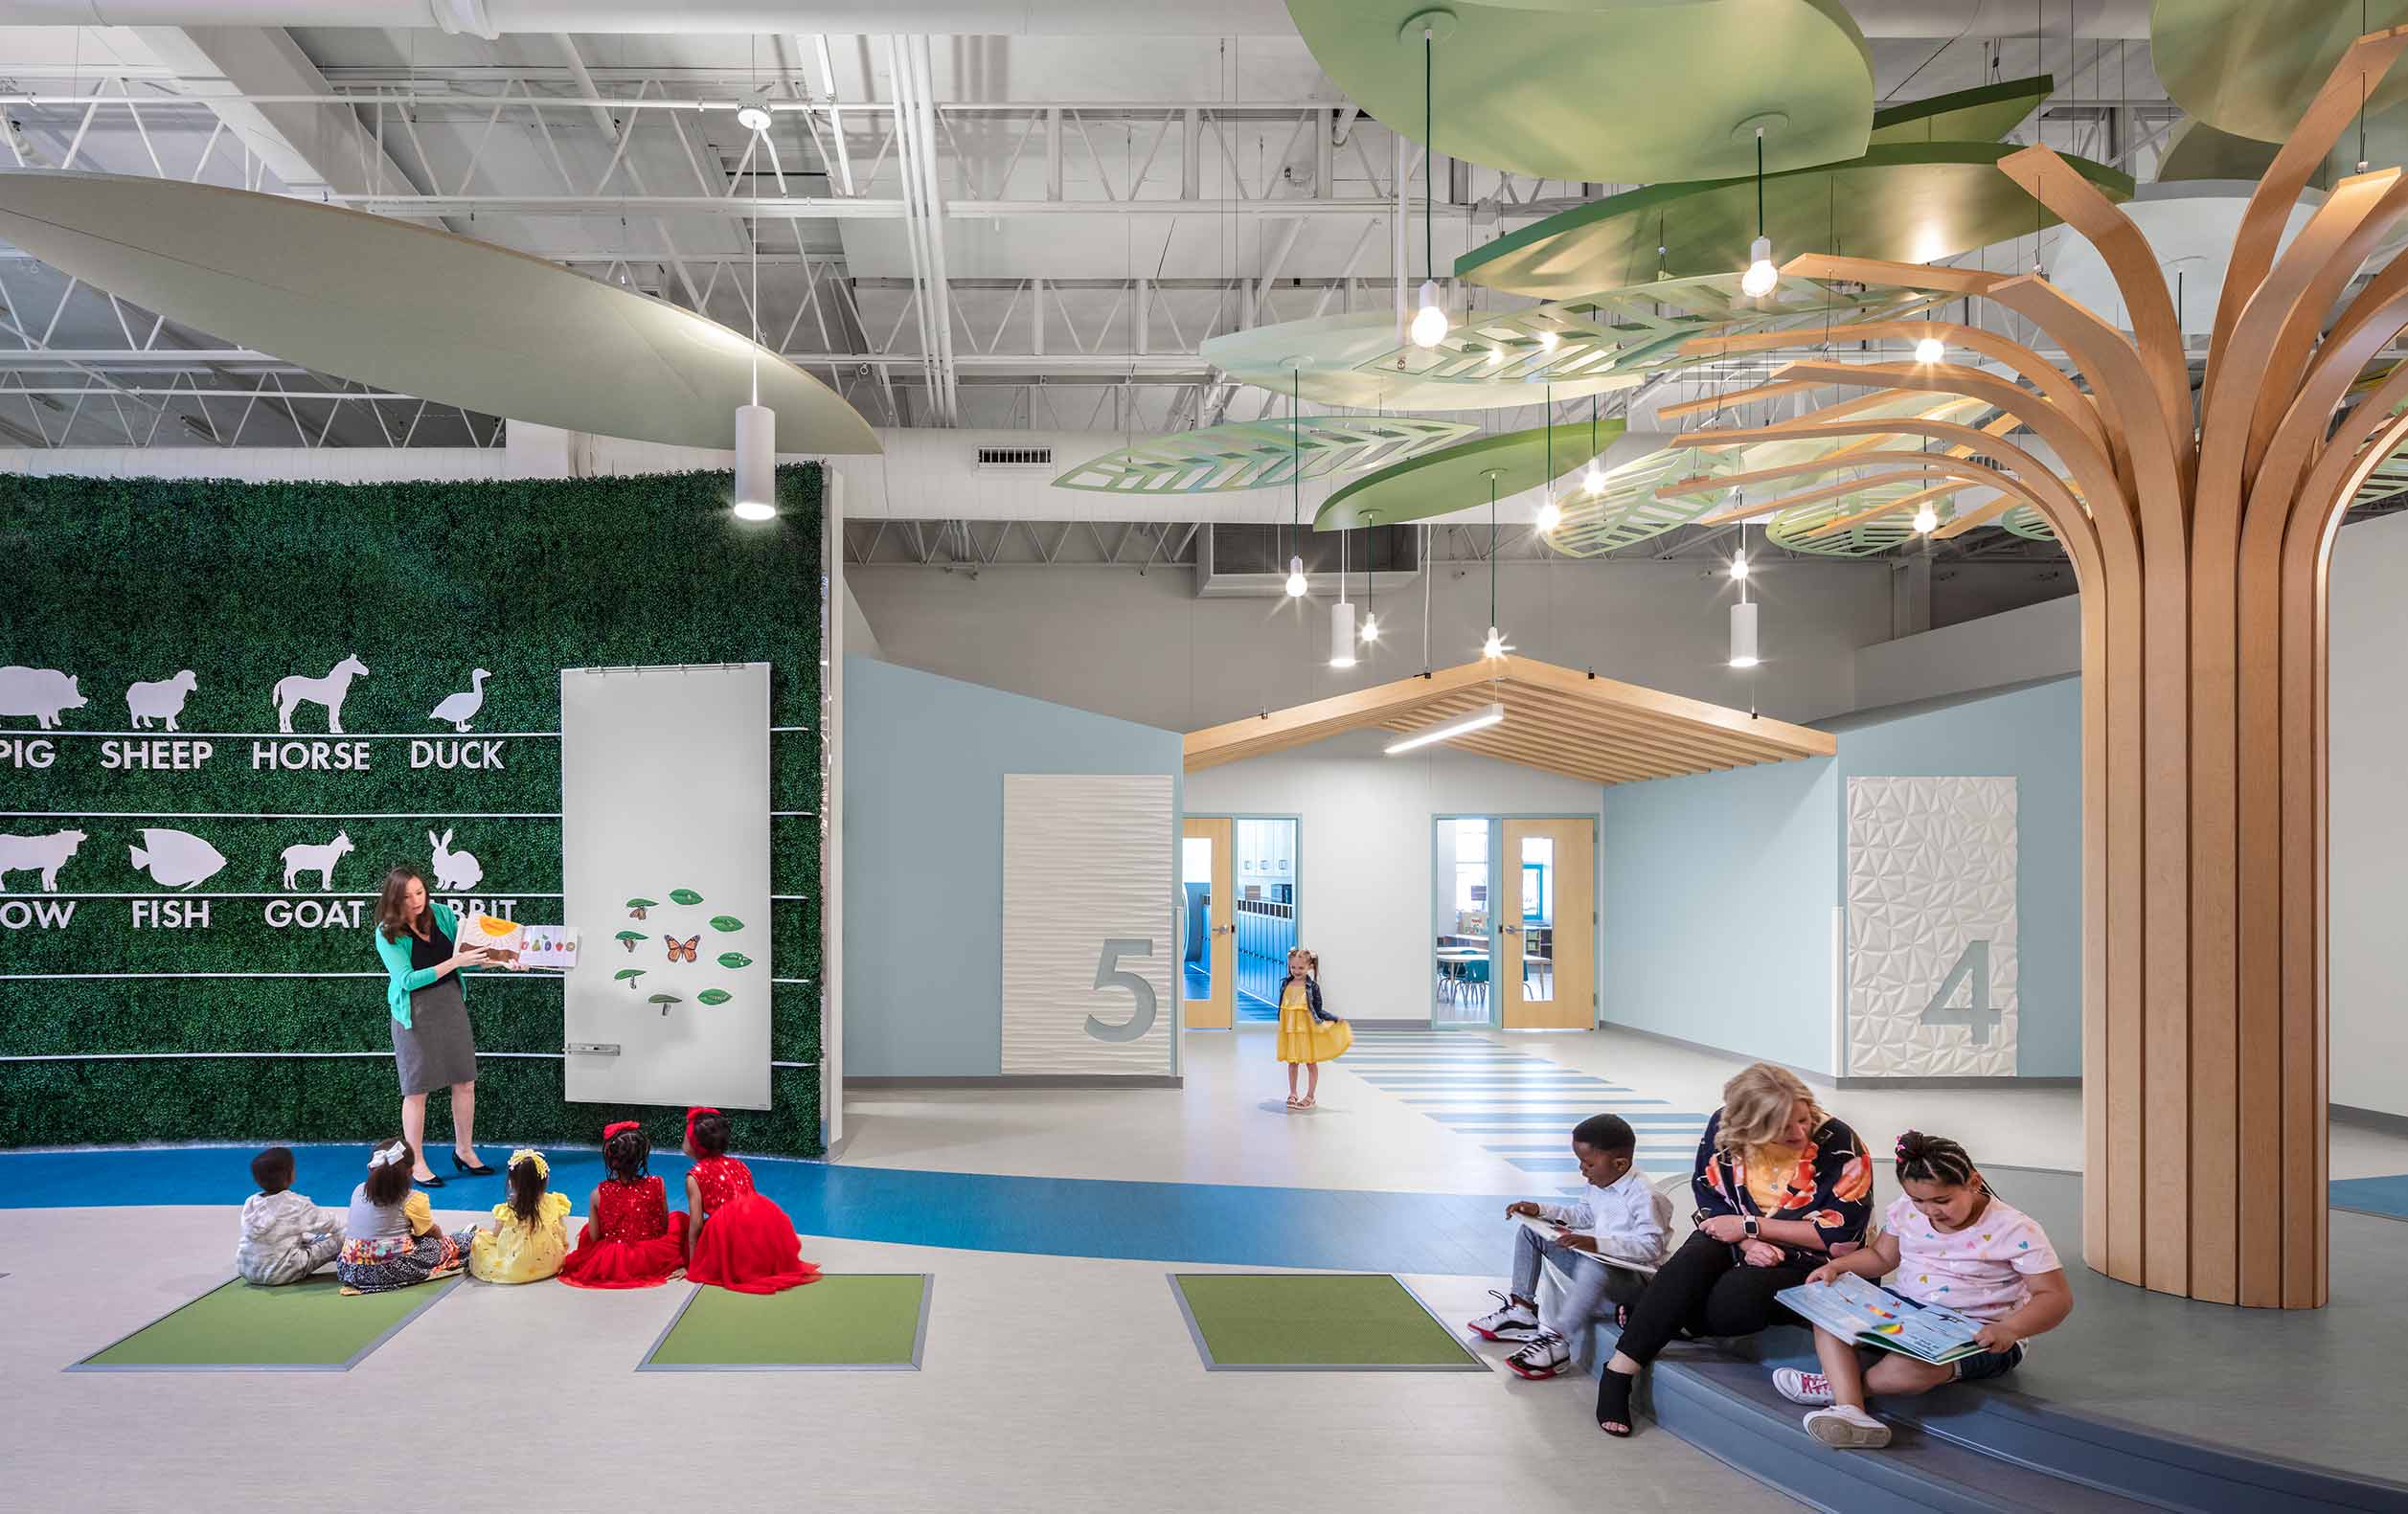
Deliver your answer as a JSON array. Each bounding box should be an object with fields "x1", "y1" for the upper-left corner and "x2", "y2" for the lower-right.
[
  {"x1": 1596, "y1": 675, "x2": 2082, "y2": 1078},
  {"x1": 841, "y1": 656, "x2": 1183, "y2": 1076},
  {"x1": 1600, "y1": 757, "x2": 1843, "y2": 1074},
  {"x1": 1825, "y1": 676, "x2": 2082, "y2": 1076}
]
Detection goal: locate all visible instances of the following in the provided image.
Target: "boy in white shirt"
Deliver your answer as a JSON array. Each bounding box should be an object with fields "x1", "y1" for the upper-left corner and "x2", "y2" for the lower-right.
[{"x1": 1467, "y1": 1113, "x2": 1673, "y2": 1380}]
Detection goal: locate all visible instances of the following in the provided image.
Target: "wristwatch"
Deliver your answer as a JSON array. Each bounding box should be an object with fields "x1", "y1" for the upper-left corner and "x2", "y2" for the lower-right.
[{"x1": 1743, "y1": 1216, "x2": 1761, "y2": 1239}]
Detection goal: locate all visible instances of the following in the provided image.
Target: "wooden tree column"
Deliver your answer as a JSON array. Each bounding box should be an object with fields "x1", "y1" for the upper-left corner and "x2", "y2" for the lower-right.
[{"x1": 1669, "y1": 30, "x2": 2408, "y2": 1307}]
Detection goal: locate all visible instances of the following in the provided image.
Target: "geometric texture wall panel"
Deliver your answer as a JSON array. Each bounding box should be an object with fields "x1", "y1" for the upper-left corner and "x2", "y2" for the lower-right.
[
  {"x1": 1846, "y1": 776, "x2": 2018, "y2": 1077},
  {"x1": 1001, "y1": 774, "x2": 1174, "y2": 1076}
]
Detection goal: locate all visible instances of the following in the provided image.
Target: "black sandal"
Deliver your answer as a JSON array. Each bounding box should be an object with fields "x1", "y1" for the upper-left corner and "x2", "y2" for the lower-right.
[{"x1": 1596, "y1": 1367, "x2": 1638, "y2": 1437}]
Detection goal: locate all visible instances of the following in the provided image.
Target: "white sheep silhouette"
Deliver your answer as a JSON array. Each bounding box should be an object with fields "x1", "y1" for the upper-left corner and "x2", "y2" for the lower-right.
[
  {"x1": 428, "y1": 827, "x2": 483, "y2": 893},
  {"x1": 126, "y1": 670, "x2": 198, "y2": 732}
]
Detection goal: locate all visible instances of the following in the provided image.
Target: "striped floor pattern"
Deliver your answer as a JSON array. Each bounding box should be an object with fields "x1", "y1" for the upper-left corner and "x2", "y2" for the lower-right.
[{"x1": 1346, "y1": 1030, "x2": 1712, "y2": 1194}]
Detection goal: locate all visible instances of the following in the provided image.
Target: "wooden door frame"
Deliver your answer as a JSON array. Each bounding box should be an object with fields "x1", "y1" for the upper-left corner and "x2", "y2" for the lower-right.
[
  {"x1": 1181, "y1": 812, "x2": 1303, "y2": 1030},
  {"x1": 1500, "y1": 816, "x2": 1597, "y2": 1030},
  {"x1": 1431, "y1": 811, "x2": 1603, "y2": 1031}
]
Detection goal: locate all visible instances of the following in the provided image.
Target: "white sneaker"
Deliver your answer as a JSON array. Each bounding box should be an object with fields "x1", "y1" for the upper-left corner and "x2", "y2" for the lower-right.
[
  {"x1": 1506, "y1": 1331, "x2": 1575, "y2": 1379},
  {"x1": 1773, "y1": 1367, "x2": 1835, "y2": 1406},
  {"x1": 1804, "y1": 1405, "x2": 1892, "y2": 1449},
  {"x1": 1468, "y1": 1291, "x2": 1542, "y2": 1342}
]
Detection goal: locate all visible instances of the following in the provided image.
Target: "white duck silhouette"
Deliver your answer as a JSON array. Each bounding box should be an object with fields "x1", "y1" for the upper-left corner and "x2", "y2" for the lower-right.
[{"x1": 429, "y1": 668, "x2": 490, "y2": 733}]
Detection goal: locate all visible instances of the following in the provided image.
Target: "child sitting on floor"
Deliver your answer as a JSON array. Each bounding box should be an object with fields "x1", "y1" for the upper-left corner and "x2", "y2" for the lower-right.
[
  {"x1": 1468, "y1": 1113, "x2": 1672, "y2": 1380},
  {"x1": 1775, "y1": 1129, "x2": 2074, "y2": 1449},
  {"x1": 334, "y1": 1138, "x2": 477, "y2": 1295},
  {"x1": 683, "y1": 1106, "x2": 820, "y2": 1294},
  {"x1": 558, "y1": 1120, "x2": 688, "y2": 1290},
  {"x1": 468, "y1": 1148, "x2": 573, "y2": 1285},
  {"x1": 236, "y1": 1145, "x2": 346, "y2": 1286}
]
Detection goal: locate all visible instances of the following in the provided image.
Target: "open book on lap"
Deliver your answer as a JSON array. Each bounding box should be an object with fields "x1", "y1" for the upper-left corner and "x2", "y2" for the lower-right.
[
  {"x1": 1516, "y1": 1212, "x2": 1661, "y2": 1277},
  {"x1": 1777, "y1": 1271, "x2": 1987, "y2": 1366}
]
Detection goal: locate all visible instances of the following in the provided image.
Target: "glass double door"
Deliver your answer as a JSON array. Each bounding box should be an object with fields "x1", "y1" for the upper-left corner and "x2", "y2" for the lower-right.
[{"x1": 1433, "y1": 816, "x2": 1595, "y2": 1029}]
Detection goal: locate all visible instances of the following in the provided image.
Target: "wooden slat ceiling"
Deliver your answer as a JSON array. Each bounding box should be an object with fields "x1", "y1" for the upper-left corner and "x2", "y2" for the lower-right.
[{"x1": 1183, "y1": 656, "x2": 1835, "y2": 783}]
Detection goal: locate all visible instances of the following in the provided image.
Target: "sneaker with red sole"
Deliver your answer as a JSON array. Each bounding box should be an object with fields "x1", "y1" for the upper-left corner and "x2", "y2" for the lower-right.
[{"x1": 1505, "y1": 1331, "x2": 1574, "y2": 1379}]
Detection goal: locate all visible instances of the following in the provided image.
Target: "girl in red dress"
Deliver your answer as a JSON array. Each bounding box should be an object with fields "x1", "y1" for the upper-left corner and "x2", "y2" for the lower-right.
[
  {"x1": 682, "y1": 1106, "x2": 820, "y2": 1294},
  {"x1": 557, "y1": 1120, "x2": 688, "y2": 1289}
]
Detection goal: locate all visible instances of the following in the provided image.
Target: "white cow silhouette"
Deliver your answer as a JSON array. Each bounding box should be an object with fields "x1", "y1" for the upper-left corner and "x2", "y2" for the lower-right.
[
  {"x1": 273, "y1": 655, "x2": 368, "y2": 734},
  {"x1": 0, "y1": 828, "x2": 84, "y2": 892}
]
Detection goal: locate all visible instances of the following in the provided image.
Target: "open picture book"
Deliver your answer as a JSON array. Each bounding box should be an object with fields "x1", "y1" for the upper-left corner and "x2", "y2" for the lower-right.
[
  {"x1": 1776, "y1": 1271, "x2": 1988, "y2": 1366},
  {"x1": 1515, "y1": 1212, "x2": 1662, "y2": 1276},
  {"x1": 453, "y1": 914, "x2": 581, "y2": 970}
]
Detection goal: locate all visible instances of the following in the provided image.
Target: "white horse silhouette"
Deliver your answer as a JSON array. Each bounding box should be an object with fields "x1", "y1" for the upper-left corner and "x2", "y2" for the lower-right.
[{"x1": 273, "y1": 655, "x2": 369, "y2": 734}]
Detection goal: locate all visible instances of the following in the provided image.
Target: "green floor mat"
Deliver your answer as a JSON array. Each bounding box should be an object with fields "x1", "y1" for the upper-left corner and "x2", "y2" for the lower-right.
[
  {"x1": 1170, "y1": 1273, "x2": 1488, "y2": 1371},
  {"x1": 74, "y1": 1275, "x2": 457, "y2": 1371},
  {"x1": 641, "y1": 1275, "x2": 932, "y2": 1370}
]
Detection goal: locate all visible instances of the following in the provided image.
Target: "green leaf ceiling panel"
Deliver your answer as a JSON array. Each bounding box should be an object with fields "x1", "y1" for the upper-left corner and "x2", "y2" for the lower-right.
[
  {"x1": 1548, "y1": 444, "x2": 1738, "y2": 557},
  {"x1": 2000, "y1": 502, "x2": 2058, "y2": 542},
  {"x1": 1284, "y1": 0, "x2": 1874, "y2": 184},
  {"x1": 1053, "y1": 416, "x2": 1476, "y2": 493},
  {"x1": 2151, "y1": 0, "x2": 2408, "y2": 144},
  {"x1": 1327, "y1": 272, "x2": 1949, "y2": 388},
  {"x1": 1201, "y1": 310, "x2": 1640, "y2": 411},
  {"x1": 1458, "y1": 143, "x2": 2135, "y2": 302},
  {"x1": 1313, "y1": 420, "x2": 1624, "y2": 531},
  {"x1": 1765, "y1": 482, "x2": 1962, "y2": 557},
  {"x1": 1203, "y1": 274, "x2": 1947, "y2": 412},
  {"x1": 1865, "y1": 76, "x2": 2054, "y2": 147}
]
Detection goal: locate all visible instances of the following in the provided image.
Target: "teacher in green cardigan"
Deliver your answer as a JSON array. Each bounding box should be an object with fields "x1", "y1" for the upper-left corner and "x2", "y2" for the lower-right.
[{"x1": 372, "y1": 864, "x2": 514, "y2": 1186}]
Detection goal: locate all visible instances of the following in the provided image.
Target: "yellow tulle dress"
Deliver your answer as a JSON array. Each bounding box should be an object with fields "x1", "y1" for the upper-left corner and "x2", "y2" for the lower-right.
[
  {"x1": 1275, "y1": 979, "x2": 1352, "y2": 1064},
  {"x1": 467, "y1": 1189, "x2": 572, "y2": 1284}
]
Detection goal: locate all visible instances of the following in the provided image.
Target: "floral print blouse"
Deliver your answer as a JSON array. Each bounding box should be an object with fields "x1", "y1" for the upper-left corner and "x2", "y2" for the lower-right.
[{"x1": 1690, "y1": 1109, "x2": 1874, "y2": 1258}]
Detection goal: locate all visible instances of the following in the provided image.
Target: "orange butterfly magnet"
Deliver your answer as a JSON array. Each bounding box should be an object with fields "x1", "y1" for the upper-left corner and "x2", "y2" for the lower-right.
[{"x1": 664, "y1": 935, "x2": 699, "y2": 962}]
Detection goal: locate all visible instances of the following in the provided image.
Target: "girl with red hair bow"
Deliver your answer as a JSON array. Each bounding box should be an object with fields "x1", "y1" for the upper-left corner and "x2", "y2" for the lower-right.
[
  {"x1": 682, "y1": 1106, "x2": 819, "y2": 1294},
  {"x1": 557, "y1": 1120, "x2": 688, "y2": 1289}
]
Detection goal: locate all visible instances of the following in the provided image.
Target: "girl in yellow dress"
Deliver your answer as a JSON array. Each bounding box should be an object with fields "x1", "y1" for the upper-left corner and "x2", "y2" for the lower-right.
[
  {"x1": 467, "y1": 1148, "x2": 573, "y2": 1284},
  {"x1": 1275, "y1": 946, "x2": 1351, "y2": 1110}
]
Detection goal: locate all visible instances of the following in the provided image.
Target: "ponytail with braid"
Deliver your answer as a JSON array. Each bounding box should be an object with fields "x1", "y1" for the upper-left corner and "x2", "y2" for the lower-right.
[{"x1": 1894, "y1": 1130, "x2": 1988, "y2": 1194}]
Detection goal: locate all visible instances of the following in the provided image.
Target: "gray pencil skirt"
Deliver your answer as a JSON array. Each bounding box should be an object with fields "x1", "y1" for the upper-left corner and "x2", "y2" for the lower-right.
[{"x1": 394, "y1": 975, "x2": 478, "y2": 1095}]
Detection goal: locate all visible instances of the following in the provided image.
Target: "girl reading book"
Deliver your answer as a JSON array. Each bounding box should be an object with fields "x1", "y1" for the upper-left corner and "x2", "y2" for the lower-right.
[{"x1": 1772, "y1": 1130, "x2": 2074, "y2": 1449}]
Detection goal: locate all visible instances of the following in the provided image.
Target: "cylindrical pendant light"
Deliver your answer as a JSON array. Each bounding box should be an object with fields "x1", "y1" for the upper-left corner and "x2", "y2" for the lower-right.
[
  {"x1": 1329, "y1": 599, "x2": 1358, "y2": 667},
  {"x1": 1729, "y1": 599, "x2": 1760, "y2": 667},
  {"x1": 732, "y1": 402, "x2": 777, "y2": 520}
]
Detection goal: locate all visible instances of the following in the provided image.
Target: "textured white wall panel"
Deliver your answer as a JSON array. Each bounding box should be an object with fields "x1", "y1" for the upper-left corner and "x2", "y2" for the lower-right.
[
  {"x1": 1001, "y1": 774, "x2": 1175, "y2": 1075},
  {"x1": 1846, "y1": 776, "x2": 2018, "y2": 1077}
]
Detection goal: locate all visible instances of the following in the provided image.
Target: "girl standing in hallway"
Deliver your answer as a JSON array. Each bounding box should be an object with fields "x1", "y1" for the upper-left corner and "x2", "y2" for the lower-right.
[{"x1": 1276, "y1": 946, "x2": 1350, "y2": 1110}]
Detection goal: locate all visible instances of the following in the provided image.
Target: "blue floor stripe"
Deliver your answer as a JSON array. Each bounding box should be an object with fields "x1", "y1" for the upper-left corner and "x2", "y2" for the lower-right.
[
  {"x1": 1409, "y1": 1098, "x2": 1670, "y2": 1110},
  {"x1": 1508, "y1": 1159, "x2": 1583, "y2": 1173},
  {"x1": 1439, "y1": 1112, "x2": 1707, "y2": 1125},
  {"x1": 0, "y1": 1145, "x2": 1536, "y2": 1277},
  {"x1": 2330, "y1": 1173, "x2": 2408, "y2": 1220}
]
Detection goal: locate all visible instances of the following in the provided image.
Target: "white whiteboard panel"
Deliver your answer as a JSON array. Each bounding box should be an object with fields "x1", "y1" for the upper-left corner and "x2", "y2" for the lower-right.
[
  {"x1": 1846, "y1": 776, "x2": 2019, "y2": 1078},
  {"x1": 1000, "y1": 774, "x2": 1174, "y2": 1076},
  {"x1": 561, "y1": 664, "x2": 771, "y2": 1108}
]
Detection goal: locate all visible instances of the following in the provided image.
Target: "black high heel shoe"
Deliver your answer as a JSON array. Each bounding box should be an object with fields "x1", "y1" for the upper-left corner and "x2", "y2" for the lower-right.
[
  {"x1": 413, "y1": 1170, "x2": 446, "y2": 1189},
  {"x1": 451, "y1": 1153, "x2": 495, "y2": 1177}
]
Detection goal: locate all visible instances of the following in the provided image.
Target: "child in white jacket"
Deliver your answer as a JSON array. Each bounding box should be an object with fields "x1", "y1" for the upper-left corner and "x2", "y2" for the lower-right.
[
  {"x1": 236, "y1": 1146, "x2": 346, "y2": 1286},
  {"x1": 1467, "y1": 1114, "x2": 1671, "y2": 1380}
]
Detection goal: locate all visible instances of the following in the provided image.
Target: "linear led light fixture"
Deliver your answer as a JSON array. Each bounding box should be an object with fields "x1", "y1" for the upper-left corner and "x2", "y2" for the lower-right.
[{"x1": 1384, "y1": 702, "x2": 1505, "y2": 756}]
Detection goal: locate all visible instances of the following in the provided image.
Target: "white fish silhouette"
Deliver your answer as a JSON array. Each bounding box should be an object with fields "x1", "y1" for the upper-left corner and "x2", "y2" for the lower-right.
[{"x1": 129, "y1": 827, "x2": 228, "y2": 890}]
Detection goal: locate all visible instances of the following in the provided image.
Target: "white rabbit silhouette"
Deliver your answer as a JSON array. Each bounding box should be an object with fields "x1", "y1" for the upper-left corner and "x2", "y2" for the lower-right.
[{"x1": 428, "y1": 827, "x2": 483, "y2": 893}]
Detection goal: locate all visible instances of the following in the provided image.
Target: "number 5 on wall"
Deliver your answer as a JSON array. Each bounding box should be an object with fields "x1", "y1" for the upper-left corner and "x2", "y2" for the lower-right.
[{"x1": 1088, "y1": 938, "x2": 1157, "y2": 1042}]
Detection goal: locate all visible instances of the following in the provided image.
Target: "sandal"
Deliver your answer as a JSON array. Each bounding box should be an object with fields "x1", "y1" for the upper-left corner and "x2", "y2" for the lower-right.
[{"x1": 1596, "y1": 1367, "x2": 1638, "y2": 1437}]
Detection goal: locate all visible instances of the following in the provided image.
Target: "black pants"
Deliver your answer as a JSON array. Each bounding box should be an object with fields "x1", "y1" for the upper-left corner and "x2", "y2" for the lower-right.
[{"x1": 1608, "y1": 1230, "x2": 1813, "y2": 1369}]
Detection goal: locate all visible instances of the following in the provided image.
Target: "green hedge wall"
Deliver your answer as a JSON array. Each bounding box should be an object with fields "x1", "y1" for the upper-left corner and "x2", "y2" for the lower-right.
[{"x1": 0, "y1": 465, "x2": 825, "y2": 1155}]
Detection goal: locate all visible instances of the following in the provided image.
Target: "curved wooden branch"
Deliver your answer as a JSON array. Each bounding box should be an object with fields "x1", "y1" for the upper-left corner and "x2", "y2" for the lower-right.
[
  {"x1": 2208, "y1": 26, "x2": 2408, "y2": 394},
  {"x1": 2248, "y1": 173, "x2": 2408, "y2": 475},
  {"x1": 1678, "y1": 319, "x2": 2104, "y2": 449},
  {"x1": 1997, "y1": 145, "x2": 2195, "y2": 487},
  {"x1": 2251, "y1": 281, "x2": 2408, "y2": 525}
]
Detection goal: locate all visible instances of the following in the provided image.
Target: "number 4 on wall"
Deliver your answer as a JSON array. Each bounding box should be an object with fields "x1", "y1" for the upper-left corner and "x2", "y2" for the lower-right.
[
  {"x1": 1087, "y1": 938, "x2": 1158, "y2": 1043},
  {"x1": 1919, "y1": 938, "x2": 2001, "y2": 1045}
]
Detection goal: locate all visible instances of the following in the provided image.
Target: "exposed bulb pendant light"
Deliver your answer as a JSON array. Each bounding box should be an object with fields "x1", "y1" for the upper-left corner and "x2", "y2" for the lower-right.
[
  {"x1": 731, "y1": 204, "x2": 776, "y2": 521},
  {"x1": 1915, "y1": 333, "x2": 1945, "y2": 364},
  {"x1": 1285, "y1": 367, "x2": 1308, "y2": 597},
  {"x1": 1738, "y1": 125, "x2": 1779, "y2": 298},
  {"x1": 1534, "y1": 391, "x2": 1560, "y2": 533},
  {"x1": 1482, "y1": 470, "x2": 1509, "y2": 659},
  {"x1": 1914, "y1": 502, "x2": 1941, "y2": 533},
  {"x1": 1408, "y1": 28, "x2": 1448, "y2": 348}
]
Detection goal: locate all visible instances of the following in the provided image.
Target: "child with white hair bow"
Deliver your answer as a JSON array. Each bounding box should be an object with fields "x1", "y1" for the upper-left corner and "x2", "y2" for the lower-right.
[{"x1": 334, "y1": 1138, "x2": 479, "y2": 1294}]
